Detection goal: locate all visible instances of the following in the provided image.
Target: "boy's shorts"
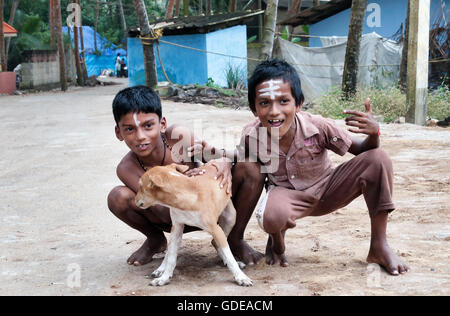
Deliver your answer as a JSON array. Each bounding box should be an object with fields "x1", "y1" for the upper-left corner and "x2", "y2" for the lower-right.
[{"x1": 256, "y1": 148, "x2": 395, "y2": 234}]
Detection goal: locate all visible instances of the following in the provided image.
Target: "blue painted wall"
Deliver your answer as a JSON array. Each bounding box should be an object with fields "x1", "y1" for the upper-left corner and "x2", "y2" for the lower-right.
[
  {"x1": 206, "y1": 25, "x2": 248, "y2": 87},
  {"x1": 309, "y1": 0, "x2": 449, "y2": 47},
  {"x1": 156, "y1": 34, "x2": 208, "y2": 85},
  {"x1": 127, "y1": 25, "x2": 248, "y2": 87},
  {"x1": 128, "y1": 37, "x2": 146, "y2": 86}
]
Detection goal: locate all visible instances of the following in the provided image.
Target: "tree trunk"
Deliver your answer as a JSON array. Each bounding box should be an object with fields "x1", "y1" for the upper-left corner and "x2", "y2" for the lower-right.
[
  {"x1": 77, "y1": 0, "x2": 88, "y2": 82},
  {"x1": 54, "y1": 0, "x2": 67, "y2": 91},
  {"x1": 94, "y1": 0, "x2": 99, "y2": 52},
  {"x1": 206, "y1": 0, "x2": 211, "y2": 15},
  {"x1": 259, "y1": 0, "x2": 278, "y2": 60},
  {"x1": 5, "y1": 0, "x2": 20, "y2": 64},
  {"x1": 166, "y1": 0, "x2": 175, "y2": 18},
  {"x1": 314, "y1": 0, "x2": 320, "y2": 6},
  {"x1": 72, "y1": 1, "x2": 83, "y2": 86},
  {"x1": 398, "y1": 0, "x2": 410, "y2": 92},
  {"x1": 342, "y1": 0, "x2": 368, "y2": 99},
  {"x1": 133, "y1": 0, "x2": 158, "y2": 88},
  {"x1": 230, "y1": 0, "x2": 236, "y2": 12},
  {"x1": 198, "y1": 0, "x2": 203, "y2": 15},
  {"x1": 289, "y1": 0, "x2": 302, "y2": 15},
  {"x1": 117, "y1": 0, "x2": 128, "y2": 51},
  {"x1": 183, "y1": 0, "x2": 189, "y2": 16},
  {"x1": 0, "y1": 0, "x2": 6, "y2": 71},
  {"x1": 49, "y1": 0, "x2": 55, "y2": 46},
  {"x1": 175, "y1": 0, "x2": 181, "y2": 16}
]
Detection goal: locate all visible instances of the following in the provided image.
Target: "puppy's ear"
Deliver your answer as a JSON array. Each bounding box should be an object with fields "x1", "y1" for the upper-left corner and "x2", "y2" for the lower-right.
[
  {"x1": 149, "y1": 174, "x2": 165, "y2": 188},
  {"x1": 175, "y1": 164, "x2": 190, "y2": 174}
]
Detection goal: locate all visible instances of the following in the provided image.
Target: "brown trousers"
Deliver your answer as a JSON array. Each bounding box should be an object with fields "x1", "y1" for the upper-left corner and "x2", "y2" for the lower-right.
[{"x1": 261, "y1": 148, "x2": 395, "y2": 234}]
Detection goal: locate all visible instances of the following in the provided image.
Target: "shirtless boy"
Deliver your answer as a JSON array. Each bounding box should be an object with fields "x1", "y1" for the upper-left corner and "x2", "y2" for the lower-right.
[{"x1": 108, "y1": 85, "x2": 201, "y2": 266}]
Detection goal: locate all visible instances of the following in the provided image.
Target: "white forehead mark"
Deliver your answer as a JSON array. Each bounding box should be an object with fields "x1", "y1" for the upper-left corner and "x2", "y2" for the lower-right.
[
  {"x1": 133, "y1": 113, "x2": 141, "y2": 126},
  {"x1": 258, "y1": 79, "x2": 283, "y2": 100}
]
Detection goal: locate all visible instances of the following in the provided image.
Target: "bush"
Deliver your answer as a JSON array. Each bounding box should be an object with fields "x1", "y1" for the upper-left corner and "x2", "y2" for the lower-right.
[
  {"x1": 310, "y1": 86, "x2": 450, "y2": 122},
  {"x1": 427, "y1": 85, "x2": 450, "y2": 120}
]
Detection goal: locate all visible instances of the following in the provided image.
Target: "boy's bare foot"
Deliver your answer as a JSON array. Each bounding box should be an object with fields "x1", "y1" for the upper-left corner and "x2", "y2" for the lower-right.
[
  {"x1": 367, "y1": 241, "x2": 409, "y2": 275},
  {"x1": 127, "y1": 236, "x2": 167, "y2": 266},
  {"x1": 229, "y1": 239, "x2": 264, "y2": 265},
  {"x1": 265, "y1": 234, "x2": 289, "y2": 267}
]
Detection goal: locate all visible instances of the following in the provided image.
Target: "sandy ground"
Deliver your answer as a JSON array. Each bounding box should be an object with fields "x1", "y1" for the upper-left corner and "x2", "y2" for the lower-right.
[{"x1": 0, "y1": 79, "x2": 449, "y2": 296}]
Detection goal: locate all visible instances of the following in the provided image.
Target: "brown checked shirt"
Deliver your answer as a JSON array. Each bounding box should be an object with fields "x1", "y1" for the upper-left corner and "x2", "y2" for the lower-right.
[{"x1": 239, "y1": 111, "x2": 353, "y2": 198}]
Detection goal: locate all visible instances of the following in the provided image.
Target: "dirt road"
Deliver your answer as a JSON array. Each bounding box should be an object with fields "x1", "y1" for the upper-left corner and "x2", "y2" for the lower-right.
[{"x1": 1, "y1": 80, "x2": 449, "y2": 296}]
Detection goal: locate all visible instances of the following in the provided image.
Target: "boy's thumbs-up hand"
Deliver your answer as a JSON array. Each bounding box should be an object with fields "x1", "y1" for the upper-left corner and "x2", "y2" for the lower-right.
[{"x1": 344, "y1": 98, "x2": 380, "y2": 137}]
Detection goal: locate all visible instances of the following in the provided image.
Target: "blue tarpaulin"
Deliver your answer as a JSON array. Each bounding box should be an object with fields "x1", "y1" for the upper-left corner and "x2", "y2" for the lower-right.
[{"x1": 63, "y1": 26, "x2": 127, "y2": 76}]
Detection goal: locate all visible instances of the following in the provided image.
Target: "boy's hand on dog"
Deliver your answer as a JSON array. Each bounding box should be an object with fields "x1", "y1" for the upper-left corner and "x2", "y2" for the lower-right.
[
  {"x1": 184, "y1": 158, "x2": 233, "y2": 195},
  {"x1": 344, "y1": 98, "x2": 380, "y2": 137},
  {"x1": 210, "y1": 158, "x2": 233, "y2": 195}
]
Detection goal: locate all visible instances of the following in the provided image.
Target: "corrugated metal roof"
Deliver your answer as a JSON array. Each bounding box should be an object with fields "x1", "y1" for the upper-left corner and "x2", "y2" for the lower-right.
[
  {"x1": 147, "y1": 10, "x2": 264, "y2": 35},
  {"x1": 278, "y1": 0, "x2": 352, "y2": 26}
]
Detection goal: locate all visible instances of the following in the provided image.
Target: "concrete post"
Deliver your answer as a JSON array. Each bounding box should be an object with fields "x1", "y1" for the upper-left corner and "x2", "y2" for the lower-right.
[{"x1": 406, "y1": 0, "x2": 430, "y2": 125}]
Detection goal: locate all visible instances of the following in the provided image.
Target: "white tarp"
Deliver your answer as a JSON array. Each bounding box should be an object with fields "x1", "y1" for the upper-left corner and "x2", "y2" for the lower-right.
[{"x1": 273, "y1": 32, "x2": 403, "y2": 101}]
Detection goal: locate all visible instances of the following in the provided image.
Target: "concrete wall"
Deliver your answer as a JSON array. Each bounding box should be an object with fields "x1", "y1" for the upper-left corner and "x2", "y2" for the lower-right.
[
  {"x1": 309, "y1": 0, "x2": 448, "y2": 47},
  {"x1": 20, "y1": 48, "x2": 76, "y2": 90}
]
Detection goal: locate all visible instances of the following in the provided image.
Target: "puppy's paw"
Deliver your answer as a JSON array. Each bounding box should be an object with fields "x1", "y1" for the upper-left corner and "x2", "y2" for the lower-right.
[
  {"x1": 235, "y1": 275, "x2": 253, "y2": 287},
  {"x1": 151, "y1": 269, "x2": 164, "y2": 278},
  {"x1": 149, "y1": 276, "x2": 171, "y2": 286}
]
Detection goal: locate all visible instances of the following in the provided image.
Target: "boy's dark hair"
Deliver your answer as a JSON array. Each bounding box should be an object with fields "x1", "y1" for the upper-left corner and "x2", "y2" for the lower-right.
[
  {"x1": 248, "y1": 59, "x2": 304, "y2": 112},
  {"x1": 112, "y1": 85, "x2": 162, "y2": 125}
]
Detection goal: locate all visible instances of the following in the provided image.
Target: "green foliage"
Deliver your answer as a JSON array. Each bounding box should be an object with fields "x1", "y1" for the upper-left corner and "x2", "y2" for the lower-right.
[
  {"x1": 310, "y1": 85, "x2": 450, "y2": 122},
  {"x1": 310, "y1": 86, "x2": 406, "y2": 123},
  {"x1": 427, "y1": 85, "x2": 450, "y2": 120},
  {"x1": 281, "y1": 26, "x2": 305, "y2": 44},
  {"x1": 224, "y1": 63, "x2": 246, "y2": 90},
  {"x1": 202, "y1": 77, "x2": 238, "y2": 97},
  {"x1": 247, "y1": 35, "x2": 257, "y2": 43}
]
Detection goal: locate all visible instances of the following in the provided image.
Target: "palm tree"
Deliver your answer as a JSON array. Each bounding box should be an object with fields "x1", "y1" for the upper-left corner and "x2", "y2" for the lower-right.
[
  {"x1": 133, "y1": 0, "x2": 158, "y2": 88},
  {"x1": 72, "y1": 0, "x2": 83, "y2": 85},
  {"x1": 94, "y1": 0, "x2": 99, "y2": 52},
  {"x1": 183, "y1": 0, "x2": 189, "y2": 16},
  {"x1": 118, "y1": 0, "x2": 127, "y2": 51},
  {"x1": 166, "y1": 0, "x2": 176, "y2": 18},
  {"x1": 230, "y1": 0, "x2": 236, "y2": 12},
  {"x1": 259, "y1": 0, "x2": 279, "y2": 60},
  {"x1": 342, "y1": 0, "x2": 368, "y2": 99},
  {"x1": 5, "y1": 0, "x2": 20, "y2": 63},
  {"x1": 0, "y1": 0, "x2": 6, "y2": 71},
  {"x1": 175, "y1": 0, "x2": 181, "y2": 17},
  {"x1": 54, "y1": 0, "x2": 67, "y2": 91}
]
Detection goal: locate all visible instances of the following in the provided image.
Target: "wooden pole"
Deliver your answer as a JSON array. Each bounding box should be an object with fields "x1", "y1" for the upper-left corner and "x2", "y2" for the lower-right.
[{"x1": 406, "y1": 0, "x2": 430, "y2": 125}]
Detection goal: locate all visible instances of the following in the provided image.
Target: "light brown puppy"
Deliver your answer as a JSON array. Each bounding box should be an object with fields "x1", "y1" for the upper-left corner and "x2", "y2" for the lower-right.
[{"x1": 135, "y1": 163, "x2": 253, "y2": 286}]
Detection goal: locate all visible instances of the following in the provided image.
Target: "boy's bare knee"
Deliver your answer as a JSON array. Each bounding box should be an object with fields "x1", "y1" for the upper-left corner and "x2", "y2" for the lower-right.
[{"x1": 108, "y1": 186, "x2": 135, "y2": 214}]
